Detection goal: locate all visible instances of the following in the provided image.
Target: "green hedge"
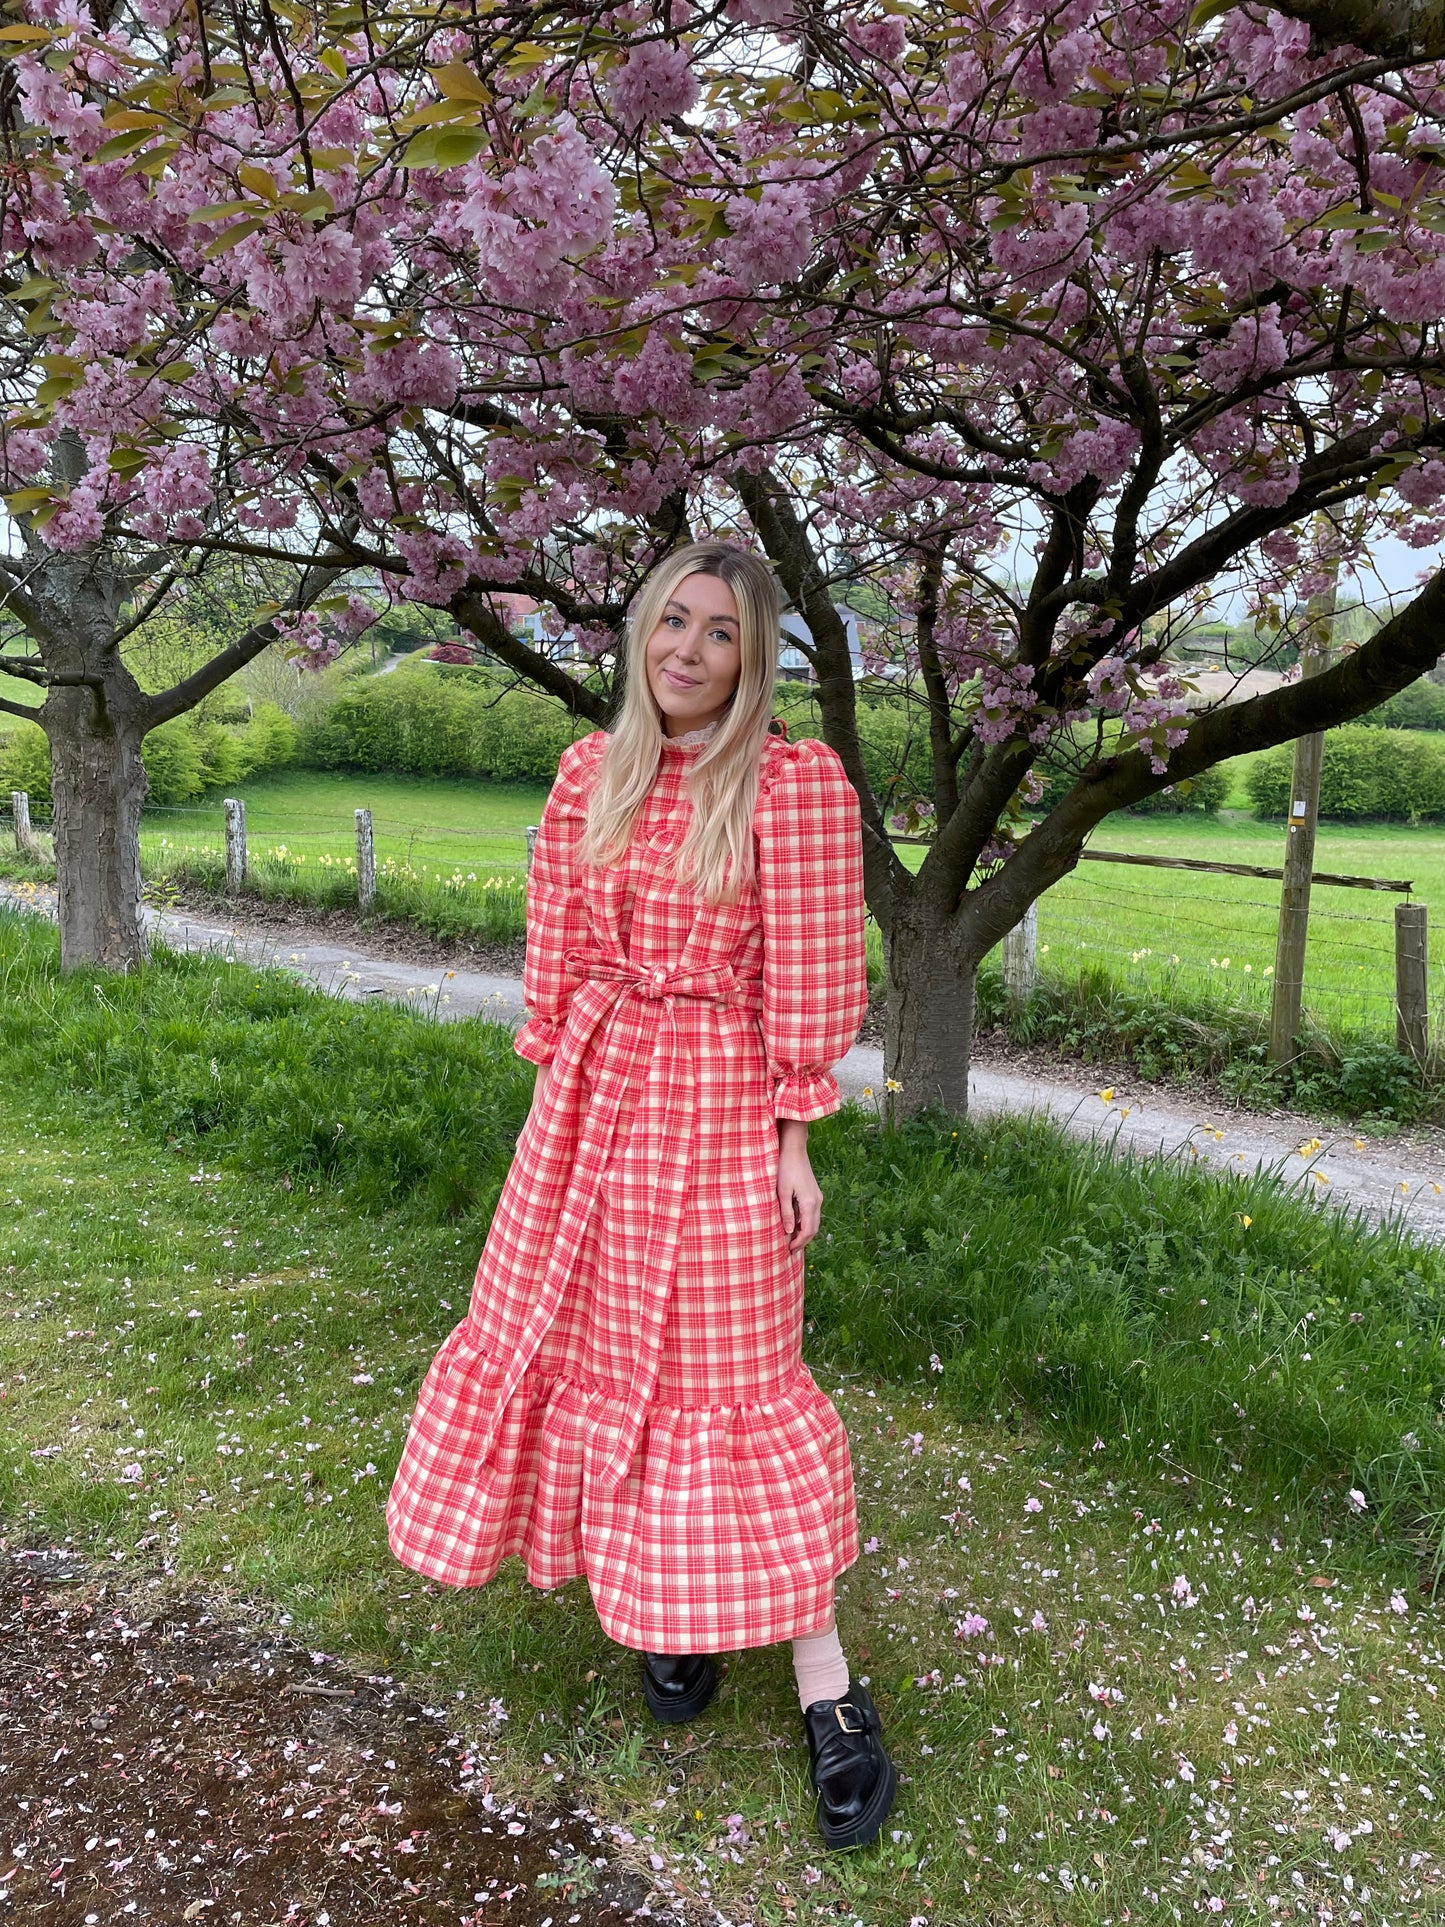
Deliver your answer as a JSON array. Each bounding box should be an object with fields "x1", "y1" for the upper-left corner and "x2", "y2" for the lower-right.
[
  {"x1": 1247, "y1": 724, "x2": 1445, "y2": 821},
  {"x1": 300, "y1": 664, "x2": 584, "y2": 782},
  {"x1": 303, "y1": 668, "x2": 936, "y2": 798},
  {"x1": 1357, "y1": 678, "x2": 1445, "y2": 731},
  {"x1": 0, "y1": 704, "x2": 300, "y2": 811}
]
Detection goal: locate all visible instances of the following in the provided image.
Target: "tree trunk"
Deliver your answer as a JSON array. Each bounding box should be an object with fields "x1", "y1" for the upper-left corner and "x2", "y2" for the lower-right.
[
  {"x1": 45, "y1": 687, "x2": 150, "y2": 972},
  {"x1": 883, "y1": 910, "x2": 979, "y2": 1117}
]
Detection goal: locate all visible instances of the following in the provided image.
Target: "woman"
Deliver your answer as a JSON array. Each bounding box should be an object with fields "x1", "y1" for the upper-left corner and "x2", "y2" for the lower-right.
[{"x1": 387, "y1": 541, "x2": 895, "y2": 1849}]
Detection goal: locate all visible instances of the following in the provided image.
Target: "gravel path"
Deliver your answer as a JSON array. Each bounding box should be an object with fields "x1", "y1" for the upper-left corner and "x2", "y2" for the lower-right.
[{"x1": 7, "y1": 881, "x2": 1445, "y2": 1242}]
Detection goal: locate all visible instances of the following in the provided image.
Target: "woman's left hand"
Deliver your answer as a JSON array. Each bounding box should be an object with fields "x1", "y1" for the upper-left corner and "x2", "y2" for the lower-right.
[{"x1": 776, "y1": 1121, "x2": 823, "y2": 1253}]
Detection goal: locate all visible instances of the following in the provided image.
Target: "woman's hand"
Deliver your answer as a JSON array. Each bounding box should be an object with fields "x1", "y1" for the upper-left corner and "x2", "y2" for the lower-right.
[{"x1": 776, "y1": 1118, "x2": 823, "y2": 1254}]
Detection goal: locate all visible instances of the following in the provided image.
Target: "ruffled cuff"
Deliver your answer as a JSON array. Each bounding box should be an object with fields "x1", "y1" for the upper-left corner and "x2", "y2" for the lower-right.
[
  {"x1": 514, "y1": 1015, "x2": 560, "y2": 1066},
  {"x1": 772, "y1": 1068, "x2": 842, "y2": 1123}
]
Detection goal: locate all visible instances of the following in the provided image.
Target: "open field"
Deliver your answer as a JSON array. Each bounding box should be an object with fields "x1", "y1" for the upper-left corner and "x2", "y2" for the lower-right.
[
  {"x1": 0, "y1": 636, "x2": 41, "y2": 712},
  {"x1": 1036, "y1": 810, "x2": 1445, "y2": 1040},
  {"x1": 1, "y1": 909, "x2": 1442, "y2": 1923}
]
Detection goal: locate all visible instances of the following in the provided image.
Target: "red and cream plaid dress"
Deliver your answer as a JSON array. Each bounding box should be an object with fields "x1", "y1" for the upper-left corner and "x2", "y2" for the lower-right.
[{"x1": 387, "y1": 727, "x2": 868, "y2": 1652}]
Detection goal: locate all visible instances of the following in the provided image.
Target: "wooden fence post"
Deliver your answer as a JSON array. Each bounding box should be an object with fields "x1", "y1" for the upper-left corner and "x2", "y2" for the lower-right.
[
  {"x1": 1269, "y1": 536, "x2": 1338, "y2": 1064},
  {"x1": 223, "y1": 797, "x2": 247, "y2": 894},
  {"x1": 11, "y1": 790, "x2": 38, "y2": 860},
  {"x1": 1395, "y1": 900, "x2": 1428, "y2": 1066},
  {"x1": 1002, "y1": 901, "x2": 1038, "y2": 1009},
  {"x1": 355, "y1": 806, "x2": 376, "y2": 913},
  {"x1": 525, "y1": 824, "x2": 539, "y2": 871}
]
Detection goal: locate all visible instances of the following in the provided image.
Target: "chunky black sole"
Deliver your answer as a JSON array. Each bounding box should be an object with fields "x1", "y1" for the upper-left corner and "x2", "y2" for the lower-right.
[
  {"x1": 642, "y1": 1655, "x2": 717, "y2": 1725},
  {"x1": 816, "y1": 1748, "x2": 898, "y2": 1851}
]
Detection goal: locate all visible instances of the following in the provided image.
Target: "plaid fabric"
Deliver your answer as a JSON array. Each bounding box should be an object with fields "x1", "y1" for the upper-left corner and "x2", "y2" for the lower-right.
[{"x1": 387, "y1": 731, "x2": 869, "y2": 1652}]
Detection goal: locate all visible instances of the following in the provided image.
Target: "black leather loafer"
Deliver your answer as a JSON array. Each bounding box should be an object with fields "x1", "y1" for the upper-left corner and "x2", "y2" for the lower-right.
[
  {"x1": 803, "y1": 1679, "x2": 897, "y2": 1850},
  {"x1": 642, "y1": 1651, "x2": 718, "y2": 1724}
]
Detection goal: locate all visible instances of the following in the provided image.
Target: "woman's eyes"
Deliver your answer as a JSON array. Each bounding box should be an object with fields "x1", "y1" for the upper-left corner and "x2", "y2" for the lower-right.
[{"x1": 662, "y1": 616, "x2": 736, "y2": 644}]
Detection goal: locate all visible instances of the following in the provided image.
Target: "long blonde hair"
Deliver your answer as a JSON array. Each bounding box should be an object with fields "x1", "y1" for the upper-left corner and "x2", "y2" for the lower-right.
[{"x1": 580, "y1": 541, "x2": 781, "y2": 902}]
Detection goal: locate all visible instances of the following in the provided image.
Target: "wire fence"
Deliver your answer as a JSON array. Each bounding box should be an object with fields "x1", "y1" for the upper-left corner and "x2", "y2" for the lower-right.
[{"x1": 1032, "y1": 865, "x2": 1412, "y2": 1033}]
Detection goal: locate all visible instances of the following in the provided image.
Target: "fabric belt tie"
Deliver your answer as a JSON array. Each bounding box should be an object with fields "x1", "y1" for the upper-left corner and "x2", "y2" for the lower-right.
[{"x1": 476, "y1": 950, "x2": 763, "y2": 1495}]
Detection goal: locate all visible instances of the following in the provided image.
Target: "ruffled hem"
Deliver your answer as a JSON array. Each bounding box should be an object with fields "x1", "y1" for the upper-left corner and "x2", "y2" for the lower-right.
[
  {"x1": 771, "y1": 1067, "x2": 842, "y2": 1122},
  {"x1": 387, "y1": 1328, "x2": 858, "y2": 1652},
  {"x1": 513, "y1": 1015, "x2": 559, "y2": 1065}
]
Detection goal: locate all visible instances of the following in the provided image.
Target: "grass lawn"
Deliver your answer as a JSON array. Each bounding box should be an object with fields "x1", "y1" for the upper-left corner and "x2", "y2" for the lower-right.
[
  {"x1": 141, "y1": 768, "x2": 549, "y2": 876},
  {"x1": 4, "y1": 746, "x2": 1442, "y2": 1059},
  {"x1": 0, "y1": 636, "x2": 41, "y2": 714},
  {"x1": 132, "y1": 770, "x2": 547, "y2": 944},
  {"x1": 2, "y1": 910, "x2": 1443, "y2": 1922}
]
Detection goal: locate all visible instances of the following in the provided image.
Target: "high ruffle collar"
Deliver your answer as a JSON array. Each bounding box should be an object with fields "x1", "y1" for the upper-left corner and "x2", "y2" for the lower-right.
[{"x1": 660, "y1": 719, "x2": 720, "y2": 751}]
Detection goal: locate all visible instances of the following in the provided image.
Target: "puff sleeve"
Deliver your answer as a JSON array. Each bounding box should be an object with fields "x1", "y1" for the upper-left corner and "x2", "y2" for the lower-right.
[
  {"x1": 514, "y1": 734, "x2": 603, "y2": 1066},
  {"x1": 754, "y1": 738, "x2": 869, "y2": 1121}
]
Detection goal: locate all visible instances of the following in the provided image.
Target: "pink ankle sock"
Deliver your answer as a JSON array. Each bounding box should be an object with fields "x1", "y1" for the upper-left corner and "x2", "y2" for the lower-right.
[{"x1": 792, "y1": 1623, "x2": 850, "y2": 1711}]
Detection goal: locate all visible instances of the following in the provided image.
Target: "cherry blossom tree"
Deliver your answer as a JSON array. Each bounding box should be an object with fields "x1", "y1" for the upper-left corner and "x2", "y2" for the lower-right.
[
  {"x1": 6, "y1": 0, "x2": 1445, "y2": 1116},
  {"x1": 0, "y1": 0, "x2": 636, "y2": 967}
]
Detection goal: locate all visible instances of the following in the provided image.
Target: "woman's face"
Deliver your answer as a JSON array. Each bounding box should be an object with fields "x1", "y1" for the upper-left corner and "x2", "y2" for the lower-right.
[{"x1": 644, "y1": 573, "x2": 742, "y2": 738}]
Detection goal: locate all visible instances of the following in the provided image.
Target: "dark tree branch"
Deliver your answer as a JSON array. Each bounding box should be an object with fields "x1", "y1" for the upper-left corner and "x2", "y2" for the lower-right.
[
  {"x1": 913, "y1": 546, "x2": 960, "y2": 824},
  {"x1": 143, "y1": 547, "x2": 353, "y2": 729},
  {"x1": 734, "y1": 466, "x2": 906, "y2": 914},
  {"x1": 1246, "y1": 0, "x2": 1445, "y2": 59},
  {"x1": 450, "y1": 589, "x2": 610, "y2": 725}
]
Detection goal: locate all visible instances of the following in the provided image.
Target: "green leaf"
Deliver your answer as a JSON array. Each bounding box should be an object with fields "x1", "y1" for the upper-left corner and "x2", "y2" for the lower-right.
[
  {"x1": 188, "y1": 199, "x2": 254, "y2": 224},
  {"x1": 94, "y1": 127, "x2": 158, "y2": 162},
  {"x1": 401, "y1": 126, "x2": 488, "y2": 171},
  {"x1": 281, "y1": 188, "x2": 335, "y2": 222},
  {"x1": 237, "y1": 163, "x2": 279, "y2": 200},
  {"x1": 1318, "y1": 207, "x2": 1384, "y2": 231},
  {"x1": 34, "y1": 374, "x2": 79, "y2": 405},
  {"x1": 4, "y1": 487, "x2": 55, "y2": 513},
  {"x1": 428, "y1": 57, "x2": 491, "y2": 105},
  {"x1": 202, "y1": 216, "x2": 270, "y2": 257}
]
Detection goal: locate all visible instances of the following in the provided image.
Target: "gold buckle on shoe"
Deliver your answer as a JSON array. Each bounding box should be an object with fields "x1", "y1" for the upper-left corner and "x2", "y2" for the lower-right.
[{"x1": 834, "y1": 1702, "x2": 865, "y2": 1734}]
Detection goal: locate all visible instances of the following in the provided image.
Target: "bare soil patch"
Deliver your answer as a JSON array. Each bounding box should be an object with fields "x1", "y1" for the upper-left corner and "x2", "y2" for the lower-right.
[{"x1": 0, "y1": 1547, "x2": 682, "y2": 1926}]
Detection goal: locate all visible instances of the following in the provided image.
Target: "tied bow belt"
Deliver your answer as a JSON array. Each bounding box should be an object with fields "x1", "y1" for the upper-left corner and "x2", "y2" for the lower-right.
[{"x1": 476, "y1": 949, "x2": 764, "y2": 1494}]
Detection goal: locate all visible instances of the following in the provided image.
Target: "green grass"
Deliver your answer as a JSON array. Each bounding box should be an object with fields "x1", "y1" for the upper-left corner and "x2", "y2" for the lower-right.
[
  {"x1": 1, "y1": 907, "x2": 1442, "y2": 1922},
  {"x1": 2, "y1": 904, "x2": 1441, "y2": 1559},
  {"x1": 139, "y1": 770, "x2": 544, "y2": 944},
  {"x1": 134, "y1": 763, "x2": 1438, "y2": 1040},
  {"x1": 0, "y1": 636, "x2": 42, "y2": 714}
]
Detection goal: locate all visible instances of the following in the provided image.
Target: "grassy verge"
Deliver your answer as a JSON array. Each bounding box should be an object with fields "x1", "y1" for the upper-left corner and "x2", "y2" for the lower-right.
[
  {"x1": 977, "y1": 956, "x2": 1440, "y2": 1124},
  {"x1": 2, "y1": 916, "x2": 1442, "y2": 1921}
]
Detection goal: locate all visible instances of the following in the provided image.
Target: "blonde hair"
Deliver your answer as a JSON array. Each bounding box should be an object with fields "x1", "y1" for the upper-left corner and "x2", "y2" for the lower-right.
[{"x1": 580, "y1": 541, "x2": 781, "y2": 902}]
